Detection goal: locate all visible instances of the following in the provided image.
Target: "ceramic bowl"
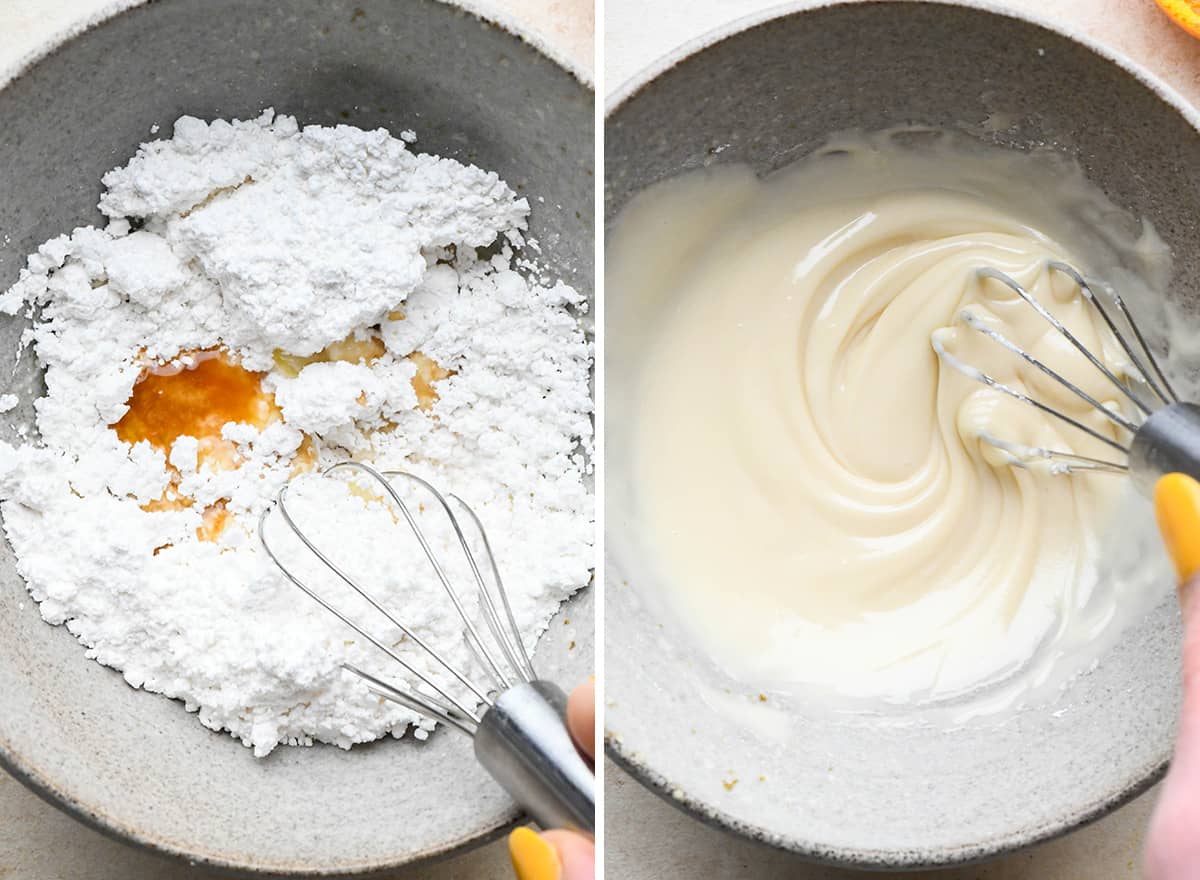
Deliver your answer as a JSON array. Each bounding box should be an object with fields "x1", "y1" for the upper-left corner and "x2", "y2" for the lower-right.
[
  {"x1": 0, "y1": 0, "x2": 593, "y2": 875},
  {"x1": 605, "y1": 0, "x2": 1200, "y2": 868}
]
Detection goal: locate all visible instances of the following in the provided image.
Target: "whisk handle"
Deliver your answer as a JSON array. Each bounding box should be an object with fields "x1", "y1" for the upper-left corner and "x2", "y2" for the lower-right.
[
  {"x1": 474, "y1": 680, "x2": 595, "y2": 834},
  {"x1": 1130, "y1": 402, "x2": 1200, "y2": 495}
]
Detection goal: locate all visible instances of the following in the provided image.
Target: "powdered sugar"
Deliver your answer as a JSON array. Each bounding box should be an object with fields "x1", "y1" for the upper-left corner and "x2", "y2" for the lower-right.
[
  {"x1": 0, "y1": 111, "x2": 592, "y2": 756},
  {"x1": 97, "y1": 111, "x2": 530, "y2": 360}
]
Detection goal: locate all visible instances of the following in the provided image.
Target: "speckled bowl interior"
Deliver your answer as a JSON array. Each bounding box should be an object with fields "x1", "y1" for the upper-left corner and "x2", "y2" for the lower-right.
[
  {"x1": 605, "y1": 0, "x2": 1200, "y2": 869},
  {"x1": 0, "y1": 0, "x2": 593, "y2": 876}
]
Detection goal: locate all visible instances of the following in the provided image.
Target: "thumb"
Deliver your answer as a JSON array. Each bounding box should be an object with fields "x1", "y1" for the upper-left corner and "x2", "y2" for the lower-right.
[
  {"x1": 1145, "y1": 474, "x2": 1200, "y2": 878},
  {"x1": 508, "y1": 827, "x2": 595, "y2": 880}
]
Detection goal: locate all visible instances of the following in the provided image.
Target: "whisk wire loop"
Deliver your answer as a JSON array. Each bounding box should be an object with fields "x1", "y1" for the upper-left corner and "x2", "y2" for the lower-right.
[
  {"x1": 446, "y1": 492, "x2": 536, "y2": 683},
  {"x1": 978, "y1": 432, "x2": 1129, "y2": 474},
  {"x1": 931, "y1": 331, "x2": 1130, "y2": 455},
  {"x1": 274, "y1": 479, "x2": 494, "y2": 705},
  {"x1": 977, "y1": 267, "x2": 1155, "y2": 417},
  {"x1": 323, "y1": 462, "x2": 511, "y2": 691},
  {"x1": 346, "y1": 664, "x2": 477, "y2": 735},
  {"x1": 1036, "y1": 451, "x2": 1129, "y2": 473},
  {"x1": 260, "y1": 462, "x2": 540, "y2": 732},
  {"x1": 328, "y1": 462, "x2": 529, "y2": 693},
  {"x1": 257, "y1": 505, "x2": 486, "y2": 725},
  {"x1": 957, "y1": 309, "x2": 1139, "y2": 435},
  {"x1": 386, "y1": 471, "x2": 536, "y2": 687},
  {"x1": 1047, "y1": 261, "x2": 1178, "y2": 406},
  {"x1": 933, "y1": 263, "x2": 1185, "y2": 476},
  {"x1": 259, "y1": 467, "x2": 595, "y2": 832}
]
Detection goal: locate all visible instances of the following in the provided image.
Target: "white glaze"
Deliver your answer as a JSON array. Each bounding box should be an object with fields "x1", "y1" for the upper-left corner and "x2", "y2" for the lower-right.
[{"x1": 609, "y1": 132, "x2": 1172, "y2": 706}]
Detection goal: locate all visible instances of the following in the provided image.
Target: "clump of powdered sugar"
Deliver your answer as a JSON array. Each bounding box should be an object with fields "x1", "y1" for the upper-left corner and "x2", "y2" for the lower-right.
[
  {"x1": 0, "y1": 111, "x2": 592, "y2": 756},
  {"x1": 99, "y1": 111, "x2": 530, "y2": 359}
]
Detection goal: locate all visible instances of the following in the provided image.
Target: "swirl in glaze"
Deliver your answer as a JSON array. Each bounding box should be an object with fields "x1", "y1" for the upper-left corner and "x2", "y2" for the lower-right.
[{"x1": 612, "y1": 139, "x2": 1150, "y2": 703}]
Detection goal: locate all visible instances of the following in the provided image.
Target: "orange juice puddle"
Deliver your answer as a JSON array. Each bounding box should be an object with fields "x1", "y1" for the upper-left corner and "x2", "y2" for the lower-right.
[
  {"x1": 113, "y1": 336, "x2": 454, "y2": 542},
  {"x1": 114, "y1": 350, "x2": 280, "y2": 542},
  {"x1": 115, "y1": 350, "x2": 279, "y2": 453}
]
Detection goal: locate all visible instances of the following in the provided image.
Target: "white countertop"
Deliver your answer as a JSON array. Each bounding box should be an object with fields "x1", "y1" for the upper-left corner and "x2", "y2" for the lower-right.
[
  {"x1": 0, "y1": 1, "x2": 589, "y2": 878},
  {"x1": 604, "y1": 0, "x2": 1200, "y2": 878}
]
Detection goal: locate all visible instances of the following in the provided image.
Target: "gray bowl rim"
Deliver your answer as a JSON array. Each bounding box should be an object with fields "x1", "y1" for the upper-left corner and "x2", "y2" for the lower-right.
[
  {"x1": 0, "y1": 0, "x2": 592, "y2": 91},
  {"x1": 0, "y1": 0, "x2": 592, "y2": 876},
  {"x1": 603, "y1": 0, "x2": 1199, "y2": 869}
]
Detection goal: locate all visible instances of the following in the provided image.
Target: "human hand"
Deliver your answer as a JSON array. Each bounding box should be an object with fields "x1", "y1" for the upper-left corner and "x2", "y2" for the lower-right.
[
  {"x1": 508, "y1": 679, "x2": 596, "y2": 880},
  {"x1": 1145, "y1": 474, "x2": 1200, "y2": 879}
]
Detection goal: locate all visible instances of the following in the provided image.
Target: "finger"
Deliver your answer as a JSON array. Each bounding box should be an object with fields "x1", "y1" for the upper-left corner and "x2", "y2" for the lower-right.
[
  {"x1": 542, "y1": 829, "x2": 595, "y2": 880},
  {"x1": 1178, "y1": 574, "x2": 1200, "y2": 749},
  {"x1": 1153, "y1": 474, "x2": 1200, "y2": 738},
  {"x1": 566, "y1": 678, "x2": 595, "y2": 761},
  {"x1": 508, "y1": 826, "x2": 560, "y2": 880},
  {"x1": 1154, "y1": 474, "x2": 1200, "y2": 760},
  {"x1": 508, "y1": 827, "x2": 595, "y2": 880},
  {"x1": 1145, "y1": 585, "x2": 1200, "y2": 879},
  {"x1": 1145, "y1": 476, "x2": 1200, "y2": 878},
  {"x1": 1154, "y1": 473, "x2": 1200, "y2": 590}
]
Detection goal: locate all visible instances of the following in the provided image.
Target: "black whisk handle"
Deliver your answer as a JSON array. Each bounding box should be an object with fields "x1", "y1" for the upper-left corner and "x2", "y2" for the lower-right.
[{"x1": 1130, "y1": 402, "x2": 1200, "y2": 495}]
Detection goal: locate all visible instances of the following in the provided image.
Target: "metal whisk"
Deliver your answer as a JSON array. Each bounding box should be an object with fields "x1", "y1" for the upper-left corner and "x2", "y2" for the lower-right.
[
  {"x1": 932, "y1": 261, "x2": 1200, "y2": 494},
  {"x1": 258, "y1": 461, "x2": 594, "y2": 833}
]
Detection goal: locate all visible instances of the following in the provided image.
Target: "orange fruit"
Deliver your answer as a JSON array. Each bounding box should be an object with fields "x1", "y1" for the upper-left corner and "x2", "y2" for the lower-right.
[{"x1": 1157, "y1": 0, "x2": 1200, "y2": 38}]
